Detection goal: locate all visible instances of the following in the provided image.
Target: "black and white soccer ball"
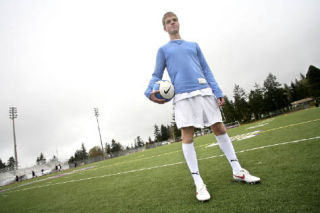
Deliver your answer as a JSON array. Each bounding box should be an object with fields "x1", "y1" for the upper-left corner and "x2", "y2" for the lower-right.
[{"x1": 152, "y1": 80, "x2": 175, "y2": 102}]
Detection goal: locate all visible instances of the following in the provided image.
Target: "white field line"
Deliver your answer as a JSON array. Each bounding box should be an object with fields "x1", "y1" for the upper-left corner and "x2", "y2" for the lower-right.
[
  {"x1": 87, "y1": 118, "x2": 320, "y2": 172},
  {"x1": 0, "y1": 166, "x2": 95, "y2": 192},
  {"x1": 1, "y1": 136, "x2": 319, "y2": 195},
  {"x1": 1, "y1": 118, "x2": 319, "y2": 192},
  {"x1": 199, "y1": 136, "x2": 320, "y2": 161},
  {"x1": 90, "y1": 150, "x2": 181, "y2": 172},
  {"x1": 198, "y1": 118, "x2": 320, "y2": 149}
]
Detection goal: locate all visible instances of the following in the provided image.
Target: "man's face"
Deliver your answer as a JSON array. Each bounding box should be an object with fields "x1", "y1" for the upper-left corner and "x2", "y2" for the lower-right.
[{"x1": 164, "y1": 15, "x2": 179, "y2": 35}]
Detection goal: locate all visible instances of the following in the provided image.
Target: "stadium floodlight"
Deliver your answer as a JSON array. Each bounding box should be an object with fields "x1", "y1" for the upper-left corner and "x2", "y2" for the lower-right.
[
  {"x1": 94, "y1": 108, "x2": 105, "y2": 158},
  {"x1": 9, "y1": 107, "x2": 18, "y2": 169}
]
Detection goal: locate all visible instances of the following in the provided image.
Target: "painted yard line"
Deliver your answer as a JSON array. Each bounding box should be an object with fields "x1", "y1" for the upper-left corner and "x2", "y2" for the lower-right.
[
  {"x1": 1, "y1": 136, "x2": 319, "y2": 195},
  {"x1": 198, "y1": 118, "x2": 320, "y2": 149},
  {"x1": 261, "y1": 118, "x2": 320, "y2": 133},
  {"x1": 83, "y1": 118, "x2": 320, "y2": 172},
  {"x1": 199, "y1": 136, "x2": 320, "y2": 161},
  {"x1": 91, "y1": 150, "x2": 182, "y2": 171},
  {"x1": 0, "y1": 166, "x2": 95, "y2": 192}
]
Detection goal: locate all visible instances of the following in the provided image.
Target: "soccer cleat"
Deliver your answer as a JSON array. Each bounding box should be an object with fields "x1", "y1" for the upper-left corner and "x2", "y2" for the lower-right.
[
  {"x1": 233, "y1": 168, "x2": 261, "y2": 184},
  {"x1": 196, "y1": 183, "x2": 211, "y2": 201}
]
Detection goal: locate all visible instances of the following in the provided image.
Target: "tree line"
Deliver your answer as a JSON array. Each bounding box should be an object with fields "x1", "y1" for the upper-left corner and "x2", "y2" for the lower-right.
[
  {"x1": 222, "y1": 65, "x2": 319, "y2": 123},
  {"x1": 68, "y1": 137, "x2": 149, "y2": 164}
]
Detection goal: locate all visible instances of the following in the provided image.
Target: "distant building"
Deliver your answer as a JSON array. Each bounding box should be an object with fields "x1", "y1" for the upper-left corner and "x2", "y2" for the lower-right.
[{"x1": 291, "y1": 97, "x2": 314, "y2": 108}]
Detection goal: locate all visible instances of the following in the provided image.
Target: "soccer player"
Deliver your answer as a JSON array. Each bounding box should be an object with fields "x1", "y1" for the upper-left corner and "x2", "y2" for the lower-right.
[{"x1": 144, "y1": 12, "x2": 260, "y2": 201}]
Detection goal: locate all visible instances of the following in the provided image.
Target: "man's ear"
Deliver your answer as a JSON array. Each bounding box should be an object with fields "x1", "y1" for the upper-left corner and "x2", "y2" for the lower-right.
[{"x1": 164, "y1": 25, "x2": 167, "y2": 32}]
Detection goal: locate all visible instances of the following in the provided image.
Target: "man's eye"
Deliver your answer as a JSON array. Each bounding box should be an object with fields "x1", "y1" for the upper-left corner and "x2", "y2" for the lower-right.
[
  {"x1": 166, "y1": 20, "x2": 171, "y2": 24},
  {"x1": 172, "y1": 18, "x2": 177, "y2": 22}
]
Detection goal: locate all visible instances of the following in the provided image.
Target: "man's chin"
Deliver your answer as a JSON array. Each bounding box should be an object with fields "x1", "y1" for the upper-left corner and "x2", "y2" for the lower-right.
[{"x1": 169, "y1": 30, "x2": 179, "y2": 35}]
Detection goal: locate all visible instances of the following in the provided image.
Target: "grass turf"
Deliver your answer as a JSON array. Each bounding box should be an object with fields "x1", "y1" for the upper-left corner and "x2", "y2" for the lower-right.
[{"x1": 0, "y1": 108, "x2": 319, "y2": 212}]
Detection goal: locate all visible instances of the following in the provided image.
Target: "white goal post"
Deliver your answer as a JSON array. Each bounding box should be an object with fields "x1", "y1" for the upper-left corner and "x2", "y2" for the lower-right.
[{"x1": 224, "y1": 121, "x2": 240, "y2": 129}]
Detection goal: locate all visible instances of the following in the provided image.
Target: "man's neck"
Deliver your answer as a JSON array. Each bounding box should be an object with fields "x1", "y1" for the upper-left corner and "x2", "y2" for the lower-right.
[{"x1": 169, "y1": 33, "x2": 181, "y2": 40}]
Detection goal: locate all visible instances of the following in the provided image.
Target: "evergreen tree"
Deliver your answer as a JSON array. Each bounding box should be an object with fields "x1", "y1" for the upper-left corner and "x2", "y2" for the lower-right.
[
  {"x1": 111, "y1": 139, "x2": 123, "y2": 152},
  {"x1": 148, "y1": 136, "x2": 153, "y2": 144},
  {"x1": 248, "y1": 83, "x2": 265, "y2": 120},
  {"x1": 72, "y1": 144, "x2": 90, "y2": 162},
  {"x1": 0, "y1": 159, "x2": 6, "y2": 169},
  {"x1": 68, "y1": 156, "x2": 75, "y2": 164},
  {"x1": 36, "y1": 153, "x2": 46, "y2": 165},
  {"x1": 306, "y1": 65, "x2": 320, "y2": 97},
  {"x1": 135, "y1": 136, "x2": 145, "y2": 147},
  {"x1": 81, "y1": 143, "x2": 89, "y2": 160},
  {"x1": 233, "y1": 84, "x2": 251, "y2": 122},
  {"x1": 222, "y1": 96, "x2": 236, "y2": 123},
  {"x1": 154, "y1": 124, "x2": 161, "y2": 142},
  {"x1": 7, "y1": 156, "x2": 15, "y2": 169},
  {"x1": 263, "y1": 73, "x2": 289, "y2": 112},
  {"x1": 160, "y1": 124, "x2": 170, "y2": 141},
  {"x1": 288, "y1": 82, "x2": 298, "y2": 102},
  {"x1": 74, "y1": 150, "x2": 84, "y2": 161},
  {"x1": 294, "y1": 77, "x2": 310, "y2": 100},
  {"x1": 173, "y1": 123, "x2": 181, "y2": 140},
  {"x1": 105, "y1": 142, "x2": 112, "y2": 154}
]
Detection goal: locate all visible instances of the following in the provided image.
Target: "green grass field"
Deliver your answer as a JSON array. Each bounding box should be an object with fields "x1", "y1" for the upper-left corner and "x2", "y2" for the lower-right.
[{"x1": 1, "y1": 108, "x2": 320, "y2": 213}]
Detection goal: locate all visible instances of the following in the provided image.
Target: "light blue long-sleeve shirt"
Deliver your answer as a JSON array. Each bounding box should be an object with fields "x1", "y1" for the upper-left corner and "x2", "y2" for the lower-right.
[{"x1": 144, "y1": 40, "x2": 223, "y2": 99}]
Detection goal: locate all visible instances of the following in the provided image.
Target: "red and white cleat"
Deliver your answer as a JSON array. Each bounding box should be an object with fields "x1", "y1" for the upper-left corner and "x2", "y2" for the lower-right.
[
  {"x1": 233, "y1": 169, "x2": 261, "y2": 184},
  {"x1": 196, "y1": 183, "x2": 211, "y2": 201}
]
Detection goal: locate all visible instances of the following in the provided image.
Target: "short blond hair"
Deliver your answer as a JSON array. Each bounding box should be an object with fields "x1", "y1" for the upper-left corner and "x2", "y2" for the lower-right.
[{"x1": 162, "y1": 12, "x2": 178, "y2": 26}]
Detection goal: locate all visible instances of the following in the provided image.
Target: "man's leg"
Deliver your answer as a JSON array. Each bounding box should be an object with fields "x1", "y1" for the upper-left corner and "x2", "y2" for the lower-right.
[
  {"x1": 211, "y1": 122, "x2": 260, "y2": 183},
  {"x1": 181, "y1": 126, "x2": 210, "y2": 201},
  {"x1": 181, "y1": 126, "x2": 204, "y2": 185},
  {"x1": 211, "y1": 122, "x2": 242, "y2": 173}
]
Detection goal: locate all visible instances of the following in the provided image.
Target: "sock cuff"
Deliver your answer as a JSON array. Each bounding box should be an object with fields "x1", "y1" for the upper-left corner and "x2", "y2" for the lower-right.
[
  {"x1": 215, "y1": 133, "x2": 228, "y2": 140},
  {"x1": 182, "y1": 142, "x2": 194, "y2": 148}
]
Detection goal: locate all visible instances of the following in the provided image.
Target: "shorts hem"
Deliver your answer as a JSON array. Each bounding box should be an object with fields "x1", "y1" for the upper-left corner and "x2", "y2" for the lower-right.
[{"x1": 177, "y1": 120, "x2": 222, "y2": 129}]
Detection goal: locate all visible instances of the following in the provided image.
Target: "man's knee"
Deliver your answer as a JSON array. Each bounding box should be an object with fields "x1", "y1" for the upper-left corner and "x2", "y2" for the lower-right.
[
  {"x1": 211, "y1": 122, "x2": 227, "y2": 136},
  {"x1": 181, "y1": 127, "x2": 194, "y2": 144},
  {"x1": 182, "y1": 137, "x2": 194, "y2": 144}
]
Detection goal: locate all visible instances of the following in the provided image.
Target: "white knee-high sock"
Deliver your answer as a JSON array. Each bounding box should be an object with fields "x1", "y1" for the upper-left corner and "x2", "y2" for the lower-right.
[
  {"x1": 182, "y1": 142, "x2": 204, "y2": 186},
  {"x1": 216, "y1": 133, "x2": 242, "y2": 173}
]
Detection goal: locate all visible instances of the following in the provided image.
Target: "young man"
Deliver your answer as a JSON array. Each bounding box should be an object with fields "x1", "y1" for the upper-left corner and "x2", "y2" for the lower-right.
[{"x1": 144, "y1": 12, "x2": 260, "y2": 202}]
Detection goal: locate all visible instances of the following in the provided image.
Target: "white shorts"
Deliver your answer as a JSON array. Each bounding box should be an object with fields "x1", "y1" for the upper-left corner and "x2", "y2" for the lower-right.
[{"x1": 174, "y1": 95, "x2": 223, "y2": 129}]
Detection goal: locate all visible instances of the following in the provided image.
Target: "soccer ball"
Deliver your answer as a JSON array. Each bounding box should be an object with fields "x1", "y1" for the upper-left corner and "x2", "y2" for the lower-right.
[{"x1": 153, "y1": 80, "x2": 175, "y2": 101}]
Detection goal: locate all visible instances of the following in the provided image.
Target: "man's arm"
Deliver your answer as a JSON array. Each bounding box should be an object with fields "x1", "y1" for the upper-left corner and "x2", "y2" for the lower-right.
[
  {"x1": 144, "y1": 48, "x2": 166, "y2": 102},
  {"x1": 196, "y1": 43, "x2": 223, "y2": 99}
]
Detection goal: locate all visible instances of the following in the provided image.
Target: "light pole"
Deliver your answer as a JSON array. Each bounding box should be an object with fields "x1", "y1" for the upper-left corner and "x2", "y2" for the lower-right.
[
  {"x1": 94, "y1": 108, "x2": 105, "y2": 158},
  {"x1": 9, "y1": 107, "x2": 18, "y2": 169},
  {"x1": 171, "y1": 104, "x2": 176, "y2": 142}
]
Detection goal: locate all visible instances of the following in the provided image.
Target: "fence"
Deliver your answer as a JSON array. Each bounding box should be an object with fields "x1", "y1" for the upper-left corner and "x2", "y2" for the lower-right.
[{"x1": 68, "y1": 142, "x2": 166, "y2": 169}]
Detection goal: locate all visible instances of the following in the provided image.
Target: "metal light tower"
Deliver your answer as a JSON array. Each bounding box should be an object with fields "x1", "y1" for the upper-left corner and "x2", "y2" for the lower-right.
[
  {"x1": 94, "y1": 108, "x2": 105, "y2": 158},
  {"x1": 171, "y1": 104, "x2": 176, "y2": 142},
  {"x1": 9, "y1": 107, "x2": 18, "y2": 169}
]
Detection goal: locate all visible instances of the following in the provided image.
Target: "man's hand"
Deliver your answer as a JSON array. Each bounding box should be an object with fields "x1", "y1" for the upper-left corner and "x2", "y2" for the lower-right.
[
  {"x1": 217, "y1": 97, "x2": 225, "y2": 106},
  {"x1": 150, "y1": 90, "x2": 166, "y2": 104}
]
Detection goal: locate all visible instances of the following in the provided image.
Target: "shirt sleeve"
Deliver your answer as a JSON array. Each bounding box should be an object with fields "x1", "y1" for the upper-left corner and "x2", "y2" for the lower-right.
[
  {"x1": 144, "y1": 48, "x2": 166, "y2": 99},
  {"x1": 196, "y1": 43, "x2": 223, "y2": 98}
]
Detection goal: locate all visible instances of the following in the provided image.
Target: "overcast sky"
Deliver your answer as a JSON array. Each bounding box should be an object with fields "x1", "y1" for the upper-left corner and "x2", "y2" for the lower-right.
[{"x1": 1, "y1": 0, "x2": 319, "y2": 167}]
